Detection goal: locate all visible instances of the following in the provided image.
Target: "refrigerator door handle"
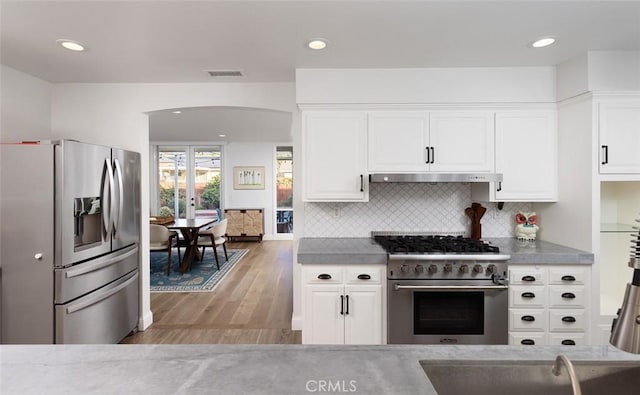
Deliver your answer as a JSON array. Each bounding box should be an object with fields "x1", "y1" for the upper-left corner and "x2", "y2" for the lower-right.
[
  {"x1": 113, "y1": 158, "x2": 124, "y2": 236},
  {"x1": 101, "y1": 157, "x2": 115, "y2": 238},
  {"x1": 64, "y1": 270, "x2": 138, "y2": 315},
  {"x1": 64, "y1": 245, "x2": 138, "y2": 279}
]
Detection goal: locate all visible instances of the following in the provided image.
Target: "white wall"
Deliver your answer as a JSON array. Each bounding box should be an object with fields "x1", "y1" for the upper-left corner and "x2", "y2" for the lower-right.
[
  {"x1": 296, "y1": 67, "x2": 556, "y2": 104},
  {"x1": 0, "y1": 66, "x2": 52, "y2": 142},
  {"x1": 50, "y1": 82, "x2": 296, "y2": 330},
  {"x1": 224, "y1": 142, "x2": 278, "y2": 238}
]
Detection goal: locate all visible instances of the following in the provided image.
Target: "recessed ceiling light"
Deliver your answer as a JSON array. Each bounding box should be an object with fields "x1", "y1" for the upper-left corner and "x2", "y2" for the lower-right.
[
  {"x1": 218, "y1": 134, "x2": 226, "y2": 138},
  {"x1": 307, "y1": 39, "x2": 328, "y2": 50},
  {"x1": 172, "y1": 110, "x2": 182, "y2": 114},
  {"x1": 56, "y1": 39, "x2": 86, "y2": 52},
  {"x1": 531, "y1": 37, "x2": 556, "y2": 48}
]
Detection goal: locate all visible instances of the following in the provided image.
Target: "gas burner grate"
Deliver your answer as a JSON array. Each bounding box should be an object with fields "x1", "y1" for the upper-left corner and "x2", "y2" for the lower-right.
[{"x1": 374, "y1": 235, "x2": 500, "y2": 254}]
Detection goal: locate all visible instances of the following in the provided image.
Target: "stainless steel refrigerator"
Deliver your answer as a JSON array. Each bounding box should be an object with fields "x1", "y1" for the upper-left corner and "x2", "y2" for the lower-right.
[{"x1": 0, "y1": 140, "x2": 140, "y2": 344}]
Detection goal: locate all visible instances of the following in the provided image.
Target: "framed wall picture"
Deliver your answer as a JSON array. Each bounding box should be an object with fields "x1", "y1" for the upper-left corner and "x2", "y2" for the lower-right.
[{"x1": 233, "y1": 166, "x2": 265, "y2": 190}]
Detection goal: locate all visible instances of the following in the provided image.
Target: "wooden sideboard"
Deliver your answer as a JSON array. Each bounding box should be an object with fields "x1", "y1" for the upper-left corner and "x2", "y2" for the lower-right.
[{"x1": 224, "y1": 208, "x2": 264, "y2": 242}]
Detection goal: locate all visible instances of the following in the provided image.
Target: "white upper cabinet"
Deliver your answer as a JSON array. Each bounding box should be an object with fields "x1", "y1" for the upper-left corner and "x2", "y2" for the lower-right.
[
  {"x1": 473, "y1": 110, "x2": 557, "y2": 202},
  {"x1": 429, "y1": 111, "x2": 495, "y2": 172},
  {"x1": 367, "y1": 111, "x2": 494, "y2": 173},
  {"x1": 367, "y1": 112, "x2": 429, "y2": 172},
  {"x1": 302, "y1": 111, "x2": 369, "y2": 202},
  {"x1": 599, "y1": 101, "x2": 640, "y2": 174}
]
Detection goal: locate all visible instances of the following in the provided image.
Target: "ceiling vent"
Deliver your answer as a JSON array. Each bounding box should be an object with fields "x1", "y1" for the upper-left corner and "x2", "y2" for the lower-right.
[{"x1": 206, "y1": 70, "x2": 244, "y2": 78}]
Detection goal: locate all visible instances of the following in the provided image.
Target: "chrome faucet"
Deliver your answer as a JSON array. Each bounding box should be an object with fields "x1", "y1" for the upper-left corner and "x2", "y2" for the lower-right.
[{"x1": 552, "y1": 354, "x2": 582, "y2": 395}]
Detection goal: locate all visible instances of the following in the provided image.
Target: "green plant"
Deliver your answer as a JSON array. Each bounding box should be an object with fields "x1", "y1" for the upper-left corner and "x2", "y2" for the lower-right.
[
  {"x1": 201, "y1": 175, "x2": 221, "y2": 209},
  {"x1": 158, "y1": 206, "x2": 174, "y2": 217}
]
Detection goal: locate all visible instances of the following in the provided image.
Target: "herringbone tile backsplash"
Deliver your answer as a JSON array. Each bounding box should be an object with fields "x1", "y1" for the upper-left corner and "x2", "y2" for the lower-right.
[{"x1": 304, "y1": 183, "x2": 532, "y2": 238}]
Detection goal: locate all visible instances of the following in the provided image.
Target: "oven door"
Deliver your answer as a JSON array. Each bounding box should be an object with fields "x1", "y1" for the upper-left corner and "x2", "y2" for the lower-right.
[{"x1": 387, "y1": 279, "x2": 508, "y2": 345}]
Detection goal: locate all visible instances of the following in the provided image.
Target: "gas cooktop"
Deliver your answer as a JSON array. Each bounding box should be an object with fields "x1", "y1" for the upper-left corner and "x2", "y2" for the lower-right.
[{"x1": 373, "y1": 235, "x2": 500, "y2": 254}]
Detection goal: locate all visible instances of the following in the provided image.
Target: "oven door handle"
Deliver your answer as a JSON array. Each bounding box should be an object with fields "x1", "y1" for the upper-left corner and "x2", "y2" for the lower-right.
[{"x1": 392, "y1": 284, "x2": 508, "y2": 291}]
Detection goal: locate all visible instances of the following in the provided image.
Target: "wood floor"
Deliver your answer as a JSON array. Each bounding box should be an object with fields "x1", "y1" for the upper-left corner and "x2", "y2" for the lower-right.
[{"x1": 122, "y1": 240, "x2": 302, "y2": 344}]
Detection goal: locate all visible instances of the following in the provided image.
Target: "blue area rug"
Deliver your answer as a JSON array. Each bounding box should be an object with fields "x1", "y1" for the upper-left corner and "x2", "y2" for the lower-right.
[{"x1": 150, "y1": 248, "x2": 248, "y2": 293}]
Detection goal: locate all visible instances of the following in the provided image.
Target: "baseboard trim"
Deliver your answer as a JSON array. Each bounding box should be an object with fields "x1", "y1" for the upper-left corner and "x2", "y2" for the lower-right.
[
  {"x1": 291, "y1": 314, "x2": 302, "y2": 331},
  {"x1": 139, "y1": 309, "x2": 154, "y2": 331}
]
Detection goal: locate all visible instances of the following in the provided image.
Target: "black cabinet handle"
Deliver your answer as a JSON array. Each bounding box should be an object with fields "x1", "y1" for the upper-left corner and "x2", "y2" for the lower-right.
[
  {"x1": 497, "y1": 181, "x2": 502, "y2": 192},
  {"x1": 357, "y1": 274, "x2": 371, "y2": 280},
  {"x1": 521, "y1": 292, "x2": 536, "y2": 299},
  {"x1": 360, "y1": 174, "x2": 364, "y2": 192},
  {"x1": 561, "y1": 275, "x2": 576, "y2": 282},
  {"x1": 521, "y1": 315, "x2": 536, "y2": 322},
  {"x1": 430, "y1": 147, "x2": 435, "y2": 164},
  {"x1": 521, "y1": 339, "x2": 536, "y2": 345},
  {"x1": 425, "y1": 147, "x2": 430, "y2": 164},
  {"x1": 561, "y1": 292, "x2": 576, "y2": 299},
  {"x1": 317, "y1": 274, "x2": 332, "y2": 280},
  {"x1": 522, "y1": 275, "x2": 536, "y2": 282},
  {"x1": 340, "y1": 295, "x2": 344, "y2": 315},
  {"x1": 561, "y1": 339, "x2": 576, "y2": 346},
  {"x1": 345, "y1": 295, "x2": 349, "y2": 315},
  {"x1": 602, "y1": 145, "x2": 609, "y2": 165},
  {"x1": 562, "y1": 316, "x2": 576, "y2": 323}
]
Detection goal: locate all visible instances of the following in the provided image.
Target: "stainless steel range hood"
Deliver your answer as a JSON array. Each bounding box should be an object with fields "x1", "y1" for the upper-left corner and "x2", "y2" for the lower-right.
[{"x1": 369, "y1": 173, "x2": 503, "y2": 183}]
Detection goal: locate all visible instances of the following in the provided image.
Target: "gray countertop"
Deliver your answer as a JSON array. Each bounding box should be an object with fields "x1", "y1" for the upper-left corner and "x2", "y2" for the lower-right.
[
  {"x1": 1, "y1": 344, "x2": 638, "y2": 394},
  {"x1": 298, "y1": 237, "x2": 593, "y2": 265}
]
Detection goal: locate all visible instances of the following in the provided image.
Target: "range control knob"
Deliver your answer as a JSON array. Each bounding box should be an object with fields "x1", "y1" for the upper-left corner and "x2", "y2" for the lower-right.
[
  {"x1": 459, "y1": 264, "x2": 469, "y2": 274},
  {"x1": 400, "y1": 265, "x2": 410, "y2": 273},
  {"x1": 415, "y1": 265, "x2": 424, "y2": 274},
  {"x1": 444, "y1": 263, "x2": 453, "y2": 273},
  {"x1": 473, "y1": 264, "x2": 484, "y2": 273},
  {"x1": 486, "y1": 264, "x2": 497, "y2": 274},
  {"x1": 428, "y1": 264, "x2": 438, "y2": 274}
]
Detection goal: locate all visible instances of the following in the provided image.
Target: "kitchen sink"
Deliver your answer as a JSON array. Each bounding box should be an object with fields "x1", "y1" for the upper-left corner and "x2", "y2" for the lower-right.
[{"x1": 420, "y1": 359, "x2": 640, "y2": 395}]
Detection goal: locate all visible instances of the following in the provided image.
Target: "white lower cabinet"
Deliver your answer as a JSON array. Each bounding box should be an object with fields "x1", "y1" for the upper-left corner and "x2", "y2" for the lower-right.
[
  {"x1": 508, "y1": 265, "x2": 591, "y2": 346},
  {"x1": 302, "y1": 264, "x2": 384, "y2": 345}
]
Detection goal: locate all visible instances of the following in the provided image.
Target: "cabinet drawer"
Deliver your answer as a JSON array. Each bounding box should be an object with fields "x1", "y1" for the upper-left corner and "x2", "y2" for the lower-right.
[
  {"x1": 509, "y1": 309, "x2": 546, "y2": 332},
  {"x1": 345, "y1": 266, "x2": 383, "y2": 285},
  {"x1": 548, "y1": 267, "x2": 588, "y2": 285},
  {"x1": 548, "y1": 333, "x2": 586, "y2": 346},
  {"x1": 509, "y1": 286, "x2": 546, "y2": 308},
  {"x1": 549, "y1": 310, "x2": 587, "y2": 332},
  {"x1": 548, "y1": 286, "x2": 586, "y2": 308},
  {"x1": 509, "y1": 268, "x2": 545, "y2": 285},
  {"x1": 509, "y1": 332, "x2": 546, "y2": 346},
  {"x1": 304, "y1": 266, "x2": 344, "y2": 284}
]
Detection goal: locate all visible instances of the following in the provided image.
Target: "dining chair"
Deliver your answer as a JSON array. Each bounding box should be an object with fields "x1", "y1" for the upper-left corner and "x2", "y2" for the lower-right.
[
  {"x1": 150, "y1": 224, "x2": 181, "y2": 275},
  {"x1": 196, "y1": 219, "x2": 228, "y2": 270}
]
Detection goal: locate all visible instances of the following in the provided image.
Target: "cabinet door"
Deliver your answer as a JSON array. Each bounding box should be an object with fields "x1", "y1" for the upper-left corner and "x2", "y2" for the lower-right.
[
  {"x1": 303, "y1": 112, "x2": 368, "y2": 201},
  {"x1": 343, "y1": 285, "x2": 383, "y2": 345},
  {"x1": 224, "y1": 210, "x2": 244, "y2": 237},
  {"x1": 243, "y1": 209, "x2": 263, "y2": 236},
  {"x1": 302, "y1": 285, "x2": 345, "y2": 344},
  {"x1": 599, "y1": 102, "x2": 640, "y2": 174},
  {"x1": 367, "y1": 111, "x2": 429, "y2": 172},
  {"x1": 429, "y1": 111, "x2": 494, "y2": 172},
  {"x1": 493, "y1": 111, "x2": 557, "y2": 201}
]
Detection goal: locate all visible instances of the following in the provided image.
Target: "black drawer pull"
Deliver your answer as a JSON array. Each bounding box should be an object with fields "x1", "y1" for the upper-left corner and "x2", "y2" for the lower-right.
[
  {"x1": 561, "y1": 292, "x2": 576, "y2": 299},
  {"x1": 357, "y1": 274, "x2": 371, "y2": 280},
  {"x1": 521, "y1": 292, "x2": 536, "y2": 299},
  {"x1": 561, "y1": 339, "x2": 576, "y2": 346},
  {"x1": 317, "y1": 274, "x2": 332, "y2": 280},
  {"x1": 521, "y1": 315, "x2": 536, "y2": 322},
  {"x1": 345, "y1": 295, "x2": 349, "y2": 315},
  {"x1": 340, "y1": 295, "x2": 344, "y2": 315},
  {"x1": 521, "y1": 339, "x2": 536, "y2": 345},
  {"x1": 561, "y1": 275, "x2": 576, "y2": 282},
  {"x1": 562, "y1": 316, "x2": 576, "y2": 323},
  {"x1": 522, "y1": 275, "x2": 536, "y2": 282}
]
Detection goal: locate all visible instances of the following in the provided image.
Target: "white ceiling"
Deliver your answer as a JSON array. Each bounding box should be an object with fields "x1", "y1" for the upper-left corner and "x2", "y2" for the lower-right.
[{"x1": 2, "y1": 0, "x2": 639, "y2": 141}]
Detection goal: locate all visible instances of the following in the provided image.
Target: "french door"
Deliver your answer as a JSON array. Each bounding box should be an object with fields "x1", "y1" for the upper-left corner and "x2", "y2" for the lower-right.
[{"x1": 157, "y1": 146, "x2": 222, "y2": 219}]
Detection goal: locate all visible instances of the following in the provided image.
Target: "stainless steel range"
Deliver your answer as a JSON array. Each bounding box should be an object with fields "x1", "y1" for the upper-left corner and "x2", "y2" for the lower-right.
[{"x1": 374, "y1": 234, "x2": 511, "y2": 345}]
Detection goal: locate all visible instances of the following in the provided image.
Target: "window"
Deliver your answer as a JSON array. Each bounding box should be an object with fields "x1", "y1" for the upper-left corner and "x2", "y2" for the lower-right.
[{"x1": 276, "y1": 146, "x2": 293, "y2": 234}]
